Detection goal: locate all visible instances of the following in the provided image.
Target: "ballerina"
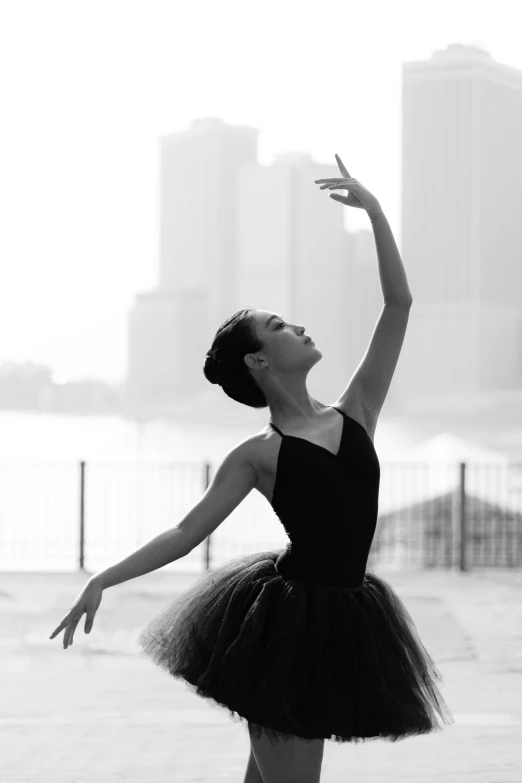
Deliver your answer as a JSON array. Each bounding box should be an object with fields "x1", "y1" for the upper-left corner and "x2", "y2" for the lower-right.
[{"x1": 50, "y1": 154, "x2": 453, "y2": 783}]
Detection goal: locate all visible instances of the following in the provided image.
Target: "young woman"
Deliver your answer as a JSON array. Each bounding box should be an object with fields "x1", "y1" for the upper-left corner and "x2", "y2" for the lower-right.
[{"x1": 50, "y1": 155, "x2": 454, "y2": 782}]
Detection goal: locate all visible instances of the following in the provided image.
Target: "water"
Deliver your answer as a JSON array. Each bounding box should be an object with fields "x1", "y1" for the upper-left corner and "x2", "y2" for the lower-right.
[
  {"x1": 0, "y1": 406, "x2": 421, "y2": 464},
  {"x1": 0, "y1": 408, "x2": 521, "y2": 574},
  {"x1": 3, "y1": 406, "x2": 520, "y2": 462}
]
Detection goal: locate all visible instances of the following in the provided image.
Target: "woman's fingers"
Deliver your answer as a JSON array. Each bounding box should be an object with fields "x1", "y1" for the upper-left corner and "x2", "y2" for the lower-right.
[
  {"x1": 327, "y1": 183, "x2": 356, "y2": 190},
  {"x1": 315, "y1": 178, "x2": 355, "y2": 190},
  {"x1": 335, "y1": 153, "x2": 351, "y2": 177},
  {"x1": 64, "y1": 614, "x2": 81, "y2": 649},
  {"x1": 50, "y1": 582, "x2": 103, "y2": 649},
  {"x1": 49, "y1": 613, "x2": 72, "y2": 640},
  {"x1": 318, "y1": 183, "x2": 349, "y2": 190},
  {"x1": 50, "y1": 608, "x2": 82, "y2": 648}
]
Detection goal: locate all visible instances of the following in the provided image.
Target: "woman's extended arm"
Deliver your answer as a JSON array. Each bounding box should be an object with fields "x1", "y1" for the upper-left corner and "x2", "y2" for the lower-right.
[
  {"x1": 315, "y1": 153, "x2": 412, "y2": 305},
  {"x1": 49, "y1": 440, "x2": 257, "y2": 648},
  {"x1": 93, "y1": 439, "x2": 256, "y2": 590},
  {"x1": 92, "y1": 527, "x2": 192, "y2": 590},
  {"x1": 370, "y1": 212, "x2": 413, "y2": 306},
  {"x1": 48, "y1": 528, "x2": 191, "y2": 649}
]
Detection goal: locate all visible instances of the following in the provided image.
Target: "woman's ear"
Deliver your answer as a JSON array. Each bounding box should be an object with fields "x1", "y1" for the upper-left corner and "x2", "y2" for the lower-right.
[{"x1": 245, "y1": 353, "x2": 266, "y2": 371}]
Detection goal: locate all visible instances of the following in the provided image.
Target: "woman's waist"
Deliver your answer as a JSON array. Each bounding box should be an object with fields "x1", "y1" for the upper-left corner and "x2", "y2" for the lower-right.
[{"x1": 274, "y1": 544, "x2": 367, "y2": 589}]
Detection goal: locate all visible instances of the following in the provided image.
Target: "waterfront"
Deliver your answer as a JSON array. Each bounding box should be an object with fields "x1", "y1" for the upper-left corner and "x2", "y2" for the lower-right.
[{"x1": 1, "y1": 406, "x2": 521, "y2": 574}]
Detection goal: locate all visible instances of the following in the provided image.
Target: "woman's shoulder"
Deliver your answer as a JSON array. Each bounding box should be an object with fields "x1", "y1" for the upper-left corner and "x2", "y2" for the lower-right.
[
  {"x1": 229, "y1": 426, "x2": 279, "y2": 489},
  {"x1": 237, "y1": 425, "x2": 279, "y2": 464}
]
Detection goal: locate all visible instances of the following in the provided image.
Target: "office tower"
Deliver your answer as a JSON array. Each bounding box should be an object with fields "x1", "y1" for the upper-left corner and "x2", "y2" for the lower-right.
[{"x1": 397, "y1": 44, "x2": 522, "y2": 413}]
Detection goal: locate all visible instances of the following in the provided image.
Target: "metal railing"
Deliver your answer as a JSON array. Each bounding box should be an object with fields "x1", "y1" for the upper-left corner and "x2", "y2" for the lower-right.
[{"x1": 0, "y1": 458, "x2": 521, "y2": 573}]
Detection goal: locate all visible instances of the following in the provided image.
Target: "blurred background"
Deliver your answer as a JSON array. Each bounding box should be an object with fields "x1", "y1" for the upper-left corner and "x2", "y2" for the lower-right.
[
  {"x1": 0, "y1": 0, "x2": 521, "y2": 575},
  {"x1": 2, "y1": 4, "x2": 522, "y2": 781}
]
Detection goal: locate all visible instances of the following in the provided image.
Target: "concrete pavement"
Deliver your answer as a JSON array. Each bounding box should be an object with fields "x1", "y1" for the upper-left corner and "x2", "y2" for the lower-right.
[{"x1": 1, "y1": 566, "x2": 521, "y2": 782}]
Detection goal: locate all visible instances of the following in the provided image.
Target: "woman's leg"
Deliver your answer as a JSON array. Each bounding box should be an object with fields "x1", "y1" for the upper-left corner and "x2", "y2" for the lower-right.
[
  {"x1": 247, "y1": 722, "x2": 325, "y2": 783},
  {"x1": 242, "y1": 744, "x2": 264, "y2": 783}
]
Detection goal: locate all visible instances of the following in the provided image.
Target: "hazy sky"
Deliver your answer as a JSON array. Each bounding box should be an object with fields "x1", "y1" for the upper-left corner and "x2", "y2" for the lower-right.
[{"x1": 0, "y1": 0, "x2": 519, "y2": 383}]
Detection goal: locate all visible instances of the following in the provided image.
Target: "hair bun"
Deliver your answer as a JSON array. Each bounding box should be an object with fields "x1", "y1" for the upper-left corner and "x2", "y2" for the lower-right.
[
  {"x1": 204, "y1": 351, "x2": 223, "y2": 385},
  {"x1": 201, "y1": 308, "x2": 267, "y2": 408}
]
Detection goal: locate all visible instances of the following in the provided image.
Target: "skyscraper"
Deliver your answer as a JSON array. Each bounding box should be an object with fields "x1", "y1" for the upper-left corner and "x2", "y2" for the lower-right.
[{"x1": 396, "y1": 43, "x2": 522, "y2": 413}]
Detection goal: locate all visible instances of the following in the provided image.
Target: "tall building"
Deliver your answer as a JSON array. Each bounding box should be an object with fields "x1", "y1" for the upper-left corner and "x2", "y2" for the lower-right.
[
  {"x1": 125, "y1": 118, "x2": 385, "y2": 416},
  {"x1": 237, "y1": 152, "x2": 379, "y2": 404},
  {"x1": 395, "y1": 43, "x2": 522, "y2": 414},
  {"x1": 125, "y1": 118, "x2": 258, "y2": 413}
]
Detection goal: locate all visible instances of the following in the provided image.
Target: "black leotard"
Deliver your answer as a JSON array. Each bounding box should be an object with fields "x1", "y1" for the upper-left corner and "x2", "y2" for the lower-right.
[{"x1": 268, "y1": 406, "x2": 380, "y2": 588}]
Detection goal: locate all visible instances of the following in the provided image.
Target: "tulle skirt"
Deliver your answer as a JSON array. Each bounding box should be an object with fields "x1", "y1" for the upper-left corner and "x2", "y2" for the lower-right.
[{"x1": 136, "y1": 549, "x2": 454, "y2": 744}]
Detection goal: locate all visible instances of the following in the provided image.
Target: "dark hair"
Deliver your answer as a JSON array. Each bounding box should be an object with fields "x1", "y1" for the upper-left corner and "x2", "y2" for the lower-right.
[{"x1": 203, "y1": 307, "x2": 268, "y2": 408}]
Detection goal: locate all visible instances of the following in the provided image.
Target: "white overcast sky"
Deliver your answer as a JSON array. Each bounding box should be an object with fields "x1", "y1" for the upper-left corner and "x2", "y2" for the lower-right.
[{"x1": 0, "y1": 0, "x2": 519, "y2": 384}]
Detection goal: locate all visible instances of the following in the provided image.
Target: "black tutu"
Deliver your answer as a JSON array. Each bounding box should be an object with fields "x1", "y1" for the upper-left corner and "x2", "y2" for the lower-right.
[{"x1": 137, "y1": 549, "x2": 454, "y2": 744}]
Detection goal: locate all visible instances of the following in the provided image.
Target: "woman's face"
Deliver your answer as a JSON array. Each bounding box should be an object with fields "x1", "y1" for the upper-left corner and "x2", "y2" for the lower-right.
[{"x1": 248, "y1": 309, "x2": 321, "y2": 374}]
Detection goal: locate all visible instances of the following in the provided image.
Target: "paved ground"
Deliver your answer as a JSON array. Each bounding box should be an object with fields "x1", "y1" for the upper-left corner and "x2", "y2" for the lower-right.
[{"x1": 1, "y1": 565, "x2": 521, "y2": 782}]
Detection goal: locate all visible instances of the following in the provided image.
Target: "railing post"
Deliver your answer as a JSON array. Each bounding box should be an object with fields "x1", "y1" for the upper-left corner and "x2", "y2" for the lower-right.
[
  {"x1": 459, "y1": 461, "x2": 468, "y2": 572},
  {"x1": 79, "y1": 460, "x2": 86, "y2": 572},
  {"x1": 203, "y1": 460, "x2": 212, "y2": 571}
]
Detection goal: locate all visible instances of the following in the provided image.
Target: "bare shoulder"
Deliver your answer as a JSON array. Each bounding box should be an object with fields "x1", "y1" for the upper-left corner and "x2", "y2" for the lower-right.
[
  {"x1": 222, "y1": 427, "x2": 267, "y2": 461},
  {"x1": 233, "y1": 428, "x2": 275, "y2": 458},
  {"x1": 232, "y1": 427, "x2": 278, "y2": 489},
  {"x1": 207, "y1": 435, "x2": 263, "y2": 495}
]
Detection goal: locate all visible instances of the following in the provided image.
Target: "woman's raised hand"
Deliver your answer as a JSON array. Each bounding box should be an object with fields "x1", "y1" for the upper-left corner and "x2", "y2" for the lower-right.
[
  {"x1": 315, "y1": 153, "x2": 382, "y2": 219},
  {"x1": 49, "y1": 576, "x2": 104, "y2": 649}
]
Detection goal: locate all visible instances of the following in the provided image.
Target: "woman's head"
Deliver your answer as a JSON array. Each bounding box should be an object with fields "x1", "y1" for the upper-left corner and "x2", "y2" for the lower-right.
[{"x1": 203, "y1": 306, "x2": 321, "y2": 408}]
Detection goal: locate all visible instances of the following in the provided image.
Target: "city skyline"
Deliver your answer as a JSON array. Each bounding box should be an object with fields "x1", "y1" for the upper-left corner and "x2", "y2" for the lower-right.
[{"x1": 0, "y1": 2, "x2": 520, "y2": 385}]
